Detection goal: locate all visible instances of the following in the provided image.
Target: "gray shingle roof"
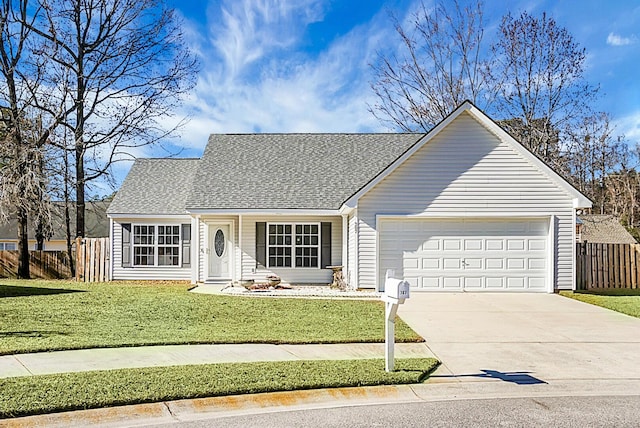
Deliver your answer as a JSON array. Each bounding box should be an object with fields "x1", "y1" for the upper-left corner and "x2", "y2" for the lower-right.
[
  {"x1": 578, "y1": 215, "x2": 637, "y2": 244},
  {"x1": 185, "y1": 134, "x2": 423, "y2": 210},
  {"x1": 0, "y1": 201, "x2": 109, "y2": 240},
  {"x1": 107, "y1": 158, "x2": 200, "y2": 215}
]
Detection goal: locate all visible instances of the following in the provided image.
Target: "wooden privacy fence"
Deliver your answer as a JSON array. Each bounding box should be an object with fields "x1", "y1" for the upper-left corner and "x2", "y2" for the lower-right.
[
  {"x1": 0, "y1": 250, "x2": 72, "y2": 279},
  {"x1": 576, "y1": 242, "x2": 640, "y2": 290},
  {"x1": 76, "y1": 237, "x2": 110, "y2": 282}
]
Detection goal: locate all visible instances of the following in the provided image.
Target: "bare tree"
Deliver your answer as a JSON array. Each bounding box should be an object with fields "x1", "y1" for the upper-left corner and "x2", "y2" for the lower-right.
[
  {"x1": 370, "y1": 0, "x2": 491, "y2": 131},
  {"x1": 0, "y1": 0, "x2": 62, "y2": 277},
  {"x1": 31, "y1": 0, "x2": 198, "y2": 238},
  {"x1": 564, "y1": 113, "x2": 625, "y2": 214},
  {"x1": 490, "y1": 12, "x2": 599, "y2": 166}
]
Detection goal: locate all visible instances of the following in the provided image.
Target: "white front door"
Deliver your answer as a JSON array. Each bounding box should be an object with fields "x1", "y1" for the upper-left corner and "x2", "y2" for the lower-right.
[{"x1": 208, "y1": 224, "x2": 231, "y2": 279}]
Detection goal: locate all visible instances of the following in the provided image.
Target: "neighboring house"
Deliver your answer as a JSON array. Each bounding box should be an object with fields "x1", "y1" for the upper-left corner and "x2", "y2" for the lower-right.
[
  {"x1": 107, "y1": 101, "x2": 592, "y2": 292},
  {"x1": 576, "y1": 214, "x2": 637, "y2": 244},
  {"x1": 0, "y1": 201, "x2": 110, "y2": 251}
]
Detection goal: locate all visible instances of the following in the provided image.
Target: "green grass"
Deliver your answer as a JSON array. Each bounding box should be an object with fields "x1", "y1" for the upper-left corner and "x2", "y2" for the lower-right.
[
  {"x1": 560, "y1": 290, "x2": 640, "y2": 318},
  {"x1": 0, "y1": 358, "x2": 439, "y2": 419},
  {"x1": 0, "y1": 280, "x2": 422, "y2": 355}
]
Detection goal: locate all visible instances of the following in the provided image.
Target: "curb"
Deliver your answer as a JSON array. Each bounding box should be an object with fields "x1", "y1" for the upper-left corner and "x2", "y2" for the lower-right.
[
  {"x1": 3, "y1": 379, "x2": 640, "y2": 427},
  {"x1": 0, "y1": 385, "x2": 421, "y2": 428}
]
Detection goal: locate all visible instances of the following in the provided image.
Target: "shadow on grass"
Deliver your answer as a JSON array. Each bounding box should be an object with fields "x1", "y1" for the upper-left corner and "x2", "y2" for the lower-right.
[
  {"x1": 574, "y1": 288, "x2": 640, "y2": 296},
  {"x1": 0, "y1": 330, "x2": 69, "y2": 338},
  {"x1": 0, "y1": 284, "x2": 85, "y2": 298}
]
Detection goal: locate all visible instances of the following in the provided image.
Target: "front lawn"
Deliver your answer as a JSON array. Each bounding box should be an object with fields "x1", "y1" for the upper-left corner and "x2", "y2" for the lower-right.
[
  {"x1": 0, "y1": 358, "x2": 438, "y2": 419},
  {"x1": 0, "y1": 280, "x2": 422, "y2": 355},
  {"x1": 559, "y1": 289, "x2": 640, "y2": 318}
]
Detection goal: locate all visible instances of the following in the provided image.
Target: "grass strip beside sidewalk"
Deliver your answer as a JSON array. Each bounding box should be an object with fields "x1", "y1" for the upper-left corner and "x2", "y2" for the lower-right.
[{"x1": 0, "y1": 358, "x2": 439, "y2": 419}]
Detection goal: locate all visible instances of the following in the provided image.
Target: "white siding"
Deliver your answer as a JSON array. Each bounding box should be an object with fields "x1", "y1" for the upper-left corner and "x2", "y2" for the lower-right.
[
  {"x1": 240, "y1": 215, "x2": 342, "y2": 284},
  {"x1": 112, "y1": 218, "x2": 192, "y2": 281},
  {"x1": 358, "y1": 112, "x2": 575, "y2": 290}
]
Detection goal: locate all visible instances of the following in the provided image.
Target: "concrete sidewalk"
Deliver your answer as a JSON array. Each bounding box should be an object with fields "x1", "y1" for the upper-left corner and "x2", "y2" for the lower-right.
[{"x1": 0, "y1": 342, "x2": 435, "y2": 378}]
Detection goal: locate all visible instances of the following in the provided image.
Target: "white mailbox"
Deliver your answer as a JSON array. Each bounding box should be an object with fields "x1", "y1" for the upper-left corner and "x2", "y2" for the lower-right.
[
  {"x1": 382, "y1": 270, "x2": 411, "y2": 372},
  {"x1": 385, "y1": 278, "x2": 410, "y2": 302}
]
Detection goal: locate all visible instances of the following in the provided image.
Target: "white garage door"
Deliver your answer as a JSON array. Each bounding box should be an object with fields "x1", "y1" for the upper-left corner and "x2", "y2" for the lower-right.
[{"x1": 379, "y1": 218, "x2": 549, "y2": 291}]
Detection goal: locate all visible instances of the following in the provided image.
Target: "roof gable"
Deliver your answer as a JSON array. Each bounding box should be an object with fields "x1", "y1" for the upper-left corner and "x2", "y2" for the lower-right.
[{"x1": 343, "y1": 101, "x2": 592, "y2": 210}]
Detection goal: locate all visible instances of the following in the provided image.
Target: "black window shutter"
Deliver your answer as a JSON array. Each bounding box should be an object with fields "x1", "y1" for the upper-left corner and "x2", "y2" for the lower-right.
[
  {"x1": 181, "y1": 224, "x2": 191, "y2": 268},
  {"x1": 321, "y1": 222, "x2": 331, "y2": 269},
  {"x1": 256, "y1": 222, "x2": 266, "y2": 268},
  {"x1": 122, "y1": 223, "x2": 131, "y2": 267}
]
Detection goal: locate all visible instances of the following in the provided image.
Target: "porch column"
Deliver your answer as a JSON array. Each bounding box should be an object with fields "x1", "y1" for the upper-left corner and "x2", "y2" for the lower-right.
[{"x1": 192, "y1": 215, "x2": 200, "y2": 284}]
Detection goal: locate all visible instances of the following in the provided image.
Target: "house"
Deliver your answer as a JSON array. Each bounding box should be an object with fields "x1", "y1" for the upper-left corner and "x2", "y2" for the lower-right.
[
  {"x1": 0, "y1": 201, "x2": 109, "y2": 251},
  {"x1": 576, "y1": 214, "x2": 637, "y2": 244},
  {"x1": 107, "y1": 101, "x2": 592, "y2": 292}
]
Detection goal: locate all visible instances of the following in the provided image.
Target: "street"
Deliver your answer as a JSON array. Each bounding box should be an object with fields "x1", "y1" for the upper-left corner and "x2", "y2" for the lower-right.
[{"x1": 149, "y1": 395, "x2": 640, "y2": 428}]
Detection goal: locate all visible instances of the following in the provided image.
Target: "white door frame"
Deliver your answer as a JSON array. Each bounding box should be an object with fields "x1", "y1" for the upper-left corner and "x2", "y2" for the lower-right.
[{"x1": 206, "y1": 221, "x2": 234, "y2": 280}]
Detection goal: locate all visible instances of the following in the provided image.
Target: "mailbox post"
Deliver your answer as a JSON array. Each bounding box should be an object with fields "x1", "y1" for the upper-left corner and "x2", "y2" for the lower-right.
[{"x1": 381, "y1": 270, "x2": 410, "y2": 372}]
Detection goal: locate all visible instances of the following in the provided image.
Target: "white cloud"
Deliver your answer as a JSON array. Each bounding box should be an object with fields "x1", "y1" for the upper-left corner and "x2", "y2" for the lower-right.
[
  {"x1": 606, "y1": 32, "x2": 637, "y2": 46},
  {"x1": 615, "y1": 110, "x2": 640, "y2": 143},
  {"x1": 165, "y1": 0, "x2": 396, "y2": 155}
]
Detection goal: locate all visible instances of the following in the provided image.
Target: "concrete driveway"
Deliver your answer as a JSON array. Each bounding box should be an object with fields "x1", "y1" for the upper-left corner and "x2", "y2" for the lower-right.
[{"x1": 398, "y1": 293, "x2": 640, "y2": 384}]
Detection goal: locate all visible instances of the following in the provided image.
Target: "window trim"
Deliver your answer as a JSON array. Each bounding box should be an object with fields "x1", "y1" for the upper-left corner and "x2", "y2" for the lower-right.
[
  {"x1": 131, "y1": 224, "x2": 182, "y2": 267},
  {"x1": 266, "y1": 222, "x2": 321, "y2": 269}
]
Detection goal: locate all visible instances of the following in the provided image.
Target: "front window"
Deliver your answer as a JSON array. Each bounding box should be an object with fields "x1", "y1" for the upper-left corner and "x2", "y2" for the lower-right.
[
  {"x1": 0, "y1": 242, "x2": 16, "y2": 250},
  {"x1": 133, "y1": 225, "x2": 180, "y2": 266},
  {"x1": 268, "y1": 223, "x2": 319, "y2": 268}
]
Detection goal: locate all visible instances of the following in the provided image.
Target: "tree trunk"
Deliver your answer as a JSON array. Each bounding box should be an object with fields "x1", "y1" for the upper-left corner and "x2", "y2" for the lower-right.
[
  {"x1": 17, "y1": 206, "x2": 29, "y2": 278},
  {"x1": 75, "y1": 55, "x2": 86, "y2": 239},
  {"x1": 64, "y1": 150, "x2": 75, "y2": 277},
  {"x1": 75, "y1": 147, "x2": 85, "y2": 238}
]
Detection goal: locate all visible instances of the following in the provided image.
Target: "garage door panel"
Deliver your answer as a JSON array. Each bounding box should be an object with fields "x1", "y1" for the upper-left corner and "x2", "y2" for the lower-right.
[
  {"x1": 464, "y1": 258, "x2": 483, "y2": 269},
  {"x1": 379, "y1": 218, "x2": 549, "y2": 292},
  {"x1": 422, "y1": 239, "x2": 440, "y2": 250},
  {"x1": 443, "y1": 239, "x2": 461, "y2": 250},
  {"x1": 443, "y1": 277, "x2": 463, "y2": 289},
  {"x1": 507, "y1": 277, "x2": 526, "y2": 288},
  {"x1": 528, "y1": 277, "x2": 546, "y2": 289},
  {"x1": 486, "y1": 258, "x2": 504, "y2": 269},
  {"x1": 464, "y1": 239, "x2": 483, "y2": 250},
  {"x1": 507, "y1": 239, "x2": 525, "y2": 250},
  {"x1": 486, "y1": 277, "x2": 504, "y2": 288},
  {"x1": 465, "y1": 277, "x2": 483, "y2": 288},
  {"x1": 528, "y1": 259, "x2": 546, "y2": 269},
  {"x1": 443, "y1": 258, "x2": 461, "y2": 269},
  {"x1": 422, "y1": 258, "x2": 440, "y2": 269},
  {"x1": 507, "y1": 258, "x2": 525, "y2": 270},
  {"x1": 486, "y1": 239, "x2": 504, "y2": 250},
  {"x1": 422, "y1": 277, "x2": 440, "y2": 288},
  {"x1": 529, "y1": 239, "x2": 546, "y2": 251}
]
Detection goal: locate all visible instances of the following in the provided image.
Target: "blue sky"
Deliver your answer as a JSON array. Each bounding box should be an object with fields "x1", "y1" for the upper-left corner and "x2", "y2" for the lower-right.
[{"x1": 113, "y1": 0, "x2": 640, "y2": 187}]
